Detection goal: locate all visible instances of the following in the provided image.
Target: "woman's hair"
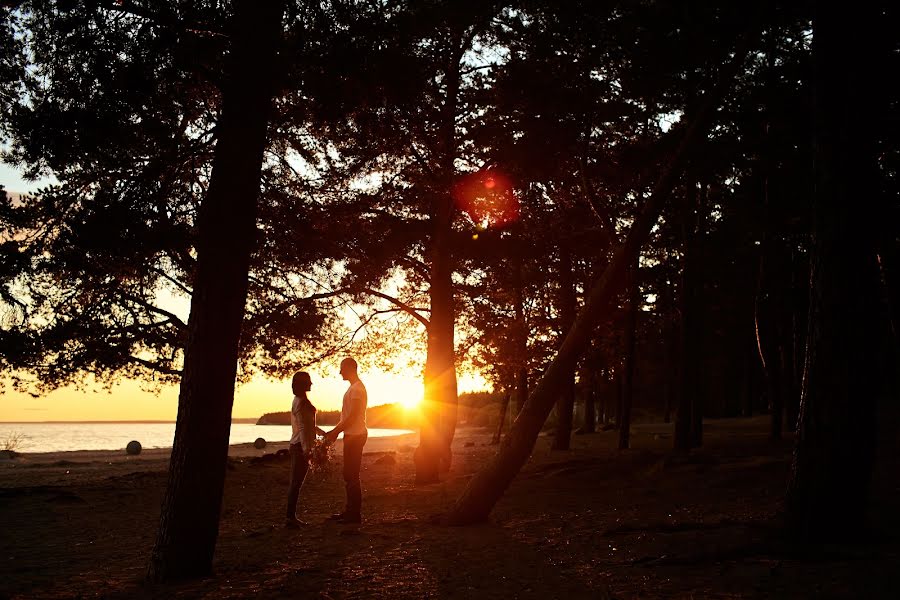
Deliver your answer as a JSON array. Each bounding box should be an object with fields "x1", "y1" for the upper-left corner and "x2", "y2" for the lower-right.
[
  {"x1": 291, "y1": 371, "x2": 317, "y2": 412},
  {"x1": 291, "y1": 371, "x2": 311, "y2": 397}
]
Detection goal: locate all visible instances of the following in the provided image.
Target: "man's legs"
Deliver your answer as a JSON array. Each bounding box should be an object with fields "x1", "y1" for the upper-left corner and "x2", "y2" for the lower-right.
[
  {"x1": 342, "y1": 432, "x2": 368, "y2": 521},
  {"x1": 286, "y1": 443, "x2": 308, "y2": 523}
]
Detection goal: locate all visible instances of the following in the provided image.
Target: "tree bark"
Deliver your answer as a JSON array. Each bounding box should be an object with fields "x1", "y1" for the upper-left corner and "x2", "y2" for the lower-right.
[
  {"x1": 445, "y1": 34, "x2": 751, "y2": 522},
  {"x1": 491, "y1": 392, "x2": 511, "y2": 445},
  {"x1": 785, "y1": 0, "x2": 885, "y2": 540},
  {"x1": 419, "y1": 194, "x2": 458, "y2": 482},
  {"x1": 613, "y1": 361, "x2": 625, "y2": 429},
  {"x1": 597, "y1": 368, "x2": 609, "y2": 426},
  {"x1": 785, "y1": 247, "x2": 805, "y2": 430},
  {"x1": 756, "y1": 242, "x2": 785, "y2": 440},
  {"x1": 513, "y1": 251, "x2": 529, "y2": 417},
  {"x1": 663, "y1": 321, "x2": 676, "y2": 423},
  {"x1": 147, "y1": 0, "x2": 283, "y2": 582},
  {"x1": 618, "y1": 256, "x2": 639, "y2": 450},
  {"x1": 674, "y1": 186, "x2": 702, "y2": 452},
  {"x1": 689, "y1": 185, "x2": 706, "y2": 449},
  {"x1": 580, "y1": 354, "x2": 597, "y2": 433}
]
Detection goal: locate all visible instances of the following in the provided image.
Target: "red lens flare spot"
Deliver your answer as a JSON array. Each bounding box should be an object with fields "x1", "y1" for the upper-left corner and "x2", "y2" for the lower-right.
[{"x1": 453, "y1": 171, "x2": 519, "y2": 229}]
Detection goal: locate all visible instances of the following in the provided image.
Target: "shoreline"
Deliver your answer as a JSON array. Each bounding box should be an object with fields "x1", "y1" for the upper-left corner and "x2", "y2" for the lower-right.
[{"x1": 0, "y1": 429, "x2": 420, "y2": 465}]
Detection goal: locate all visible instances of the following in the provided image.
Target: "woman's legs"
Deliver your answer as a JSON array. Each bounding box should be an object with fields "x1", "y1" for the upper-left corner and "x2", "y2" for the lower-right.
[{"x1": 286, "y1": 443, "x2": 309, "y2": 521}]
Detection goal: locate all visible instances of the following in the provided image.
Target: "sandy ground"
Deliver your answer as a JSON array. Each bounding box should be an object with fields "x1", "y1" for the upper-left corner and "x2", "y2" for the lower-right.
[{"x1": 1, "y1": 417, "x2": 899, "y2": 599}]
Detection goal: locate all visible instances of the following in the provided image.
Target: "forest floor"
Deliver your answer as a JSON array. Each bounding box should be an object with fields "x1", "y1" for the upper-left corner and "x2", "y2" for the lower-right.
[{"x1": 1, "y1": 415, "x2": 899, "y2": 599}]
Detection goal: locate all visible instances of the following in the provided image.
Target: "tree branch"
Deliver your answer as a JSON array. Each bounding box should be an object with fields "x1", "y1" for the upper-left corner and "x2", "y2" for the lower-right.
[
  {"x1": 127, "y1": 355, "x2": 183, "y2": 376},
  {"x1": 356, "y1": 287, "x2": 430, "y2": 328}
]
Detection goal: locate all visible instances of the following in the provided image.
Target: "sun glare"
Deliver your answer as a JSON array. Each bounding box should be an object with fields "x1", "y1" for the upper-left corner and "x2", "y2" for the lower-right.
[{"x1": 398, "y1": 386, "x2": 424, "y2": 410}]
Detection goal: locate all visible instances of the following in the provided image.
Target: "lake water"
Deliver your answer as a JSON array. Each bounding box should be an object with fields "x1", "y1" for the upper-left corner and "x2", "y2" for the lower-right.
[{"x1": 0, "y1": 422, "x2": 413, "y2": 454}]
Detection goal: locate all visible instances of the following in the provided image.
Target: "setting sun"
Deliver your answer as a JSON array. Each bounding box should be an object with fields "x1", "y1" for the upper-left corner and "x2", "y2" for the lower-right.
[{"x1": 394, "y1": 380, "x2": 424, "y2": 410}]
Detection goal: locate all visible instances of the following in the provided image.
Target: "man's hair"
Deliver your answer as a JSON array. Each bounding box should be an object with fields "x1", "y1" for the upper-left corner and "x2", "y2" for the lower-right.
[{"x1": 340, "y1": 357, "x2": 358, "y2": 373}]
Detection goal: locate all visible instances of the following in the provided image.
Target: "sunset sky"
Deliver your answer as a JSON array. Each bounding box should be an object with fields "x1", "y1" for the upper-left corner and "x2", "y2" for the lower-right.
[{"x1": 1, "y1": 366, "x2": 487, "y2": 422}]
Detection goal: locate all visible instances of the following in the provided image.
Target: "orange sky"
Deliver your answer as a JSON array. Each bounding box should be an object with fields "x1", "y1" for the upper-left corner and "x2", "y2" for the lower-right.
[{"x1": 0, "y1": 369, "x2": 488, "y2": 422}]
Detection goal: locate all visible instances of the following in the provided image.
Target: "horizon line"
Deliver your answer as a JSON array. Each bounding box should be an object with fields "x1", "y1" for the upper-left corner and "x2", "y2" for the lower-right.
[{"x1": 0, "y1": 418, "x2": 261, "y2": 424}]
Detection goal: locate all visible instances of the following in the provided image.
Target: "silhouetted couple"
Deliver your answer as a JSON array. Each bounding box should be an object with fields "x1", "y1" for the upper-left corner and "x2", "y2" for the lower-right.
[{"x1": 285, "y1": 357, "x2": 368, "y2": 528}]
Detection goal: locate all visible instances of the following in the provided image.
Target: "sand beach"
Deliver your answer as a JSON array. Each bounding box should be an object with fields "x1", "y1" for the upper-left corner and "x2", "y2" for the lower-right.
[{"x1": 1, "y1": 418, "x2": 898, "y2": 599}]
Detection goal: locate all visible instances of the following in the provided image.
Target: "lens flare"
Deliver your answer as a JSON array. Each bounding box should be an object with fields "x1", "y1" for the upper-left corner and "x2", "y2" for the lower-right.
[{"x1": 453, "y1": 170, "x2": 519, "y2": 229}]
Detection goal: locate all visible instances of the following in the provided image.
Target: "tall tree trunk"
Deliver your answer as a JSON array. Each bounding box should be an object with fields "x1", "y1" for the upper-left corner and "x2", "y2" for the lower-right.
[
  {"x1": 552, "y1": 245, "x2": 578, "y2": 450},
  {"x1": 580, "y1": 353, "x2": 597, "y2": 433},
  {"x1": 785, "y1": 0, "x2": 884, "y2": 540},
  {"x1": 619, "y1": 256, "x2": 639, "y2": 450},
  {"x1": 515, "y1": 367, "x2": 529, "y2": 418},
  {"x1": 147, "y1": 0, "x2": 283, "y2": 582},
  {"x1": 663, "y1": 320, "x2": 677, "y2": 423},
  {"x1": 513, "y1": 252, "x2": 529, "y2": 416},
  {"x1": 758, "y1": 20, "x2": 785, "y2": 441},
  {"x1": 613, "y1": 366, "x2": 623, "y2": 429},
  {"x1": 674, "y1": 185, "x2": 702, "y2": 451},
  {"x1": 689, "y1": 184, "x2": 707, "y2": 448},
  {"x1": 418, "y1": 39, "x2": 463, "y2": 484},
  {"x1": 879, "y1": 249, "x2": 900, "y2": 343},
  {"x1": 785, "y1": 247, "x2": 804, "y2": 430},
  {"x1": 445, "y1": 36, "x2": 751, "y2": 522},
  {"x1": 744, "y1": 340, "x2": 758, "y2": 417},
  {"x1": 597, "y1": 369, "x2": 609, "y2": 426},
  {"x1": 419, "y1": 194, "x2": 458, "y2": 482},
  {"x1": 756, "y1": 236, "x2": 785, "y2": 440}
]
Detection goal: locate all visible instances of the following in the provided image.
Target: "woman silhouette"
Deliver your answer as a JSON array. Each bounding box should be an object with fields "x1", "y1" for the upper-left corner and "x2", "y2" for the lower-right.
[{"x1": 286, "y1": 371, "x2": 325, "y2": 528}]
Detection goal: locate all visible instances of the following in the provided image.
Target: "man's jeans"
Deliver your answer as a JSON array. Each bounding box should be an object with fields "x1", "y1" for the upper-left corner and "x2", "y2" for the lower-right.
[{"x1": 342, "y1": 432, "x2": 368, "y2": 517}]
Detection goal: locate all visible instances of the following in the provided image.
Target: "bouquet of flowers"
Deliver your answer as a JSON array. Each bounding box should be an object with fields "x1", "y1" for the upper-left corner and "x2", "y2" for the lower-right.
[{"x1": 308, "y1": 437, "x2": 334, "y2": 477}]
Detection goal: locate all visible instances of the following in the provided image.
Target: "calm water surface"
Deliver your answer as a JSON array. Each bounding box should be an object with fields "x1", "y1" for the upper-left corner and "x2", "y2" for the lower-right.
[{"x1": 0, "y1": 422, "x2": 412, "y2": 454}]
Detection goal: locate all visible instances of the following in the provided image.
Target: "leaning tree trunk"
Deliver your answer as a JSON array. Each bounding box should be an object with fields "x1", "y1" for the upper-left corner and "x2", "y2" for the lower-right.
[
  {"x1": 445, "y1": 34, "x2": 752, "y2": 523},
  {"x1": 785, "y1": 0, "x2": 885, "y2": 541},
  {"x1": 147, "y1": 0, "x2": 283, "y2": 582},
  {"x1": 552, "y1": 245, "x2": 578, "y2": 450}
]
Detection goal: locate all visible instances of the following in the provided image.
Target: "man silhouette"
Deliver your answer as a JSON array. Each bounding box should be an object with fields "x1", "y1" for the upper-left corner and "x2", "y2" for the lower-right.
[{"x1": 324, "y1": 357, "x2": 368, "y2": 524}]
